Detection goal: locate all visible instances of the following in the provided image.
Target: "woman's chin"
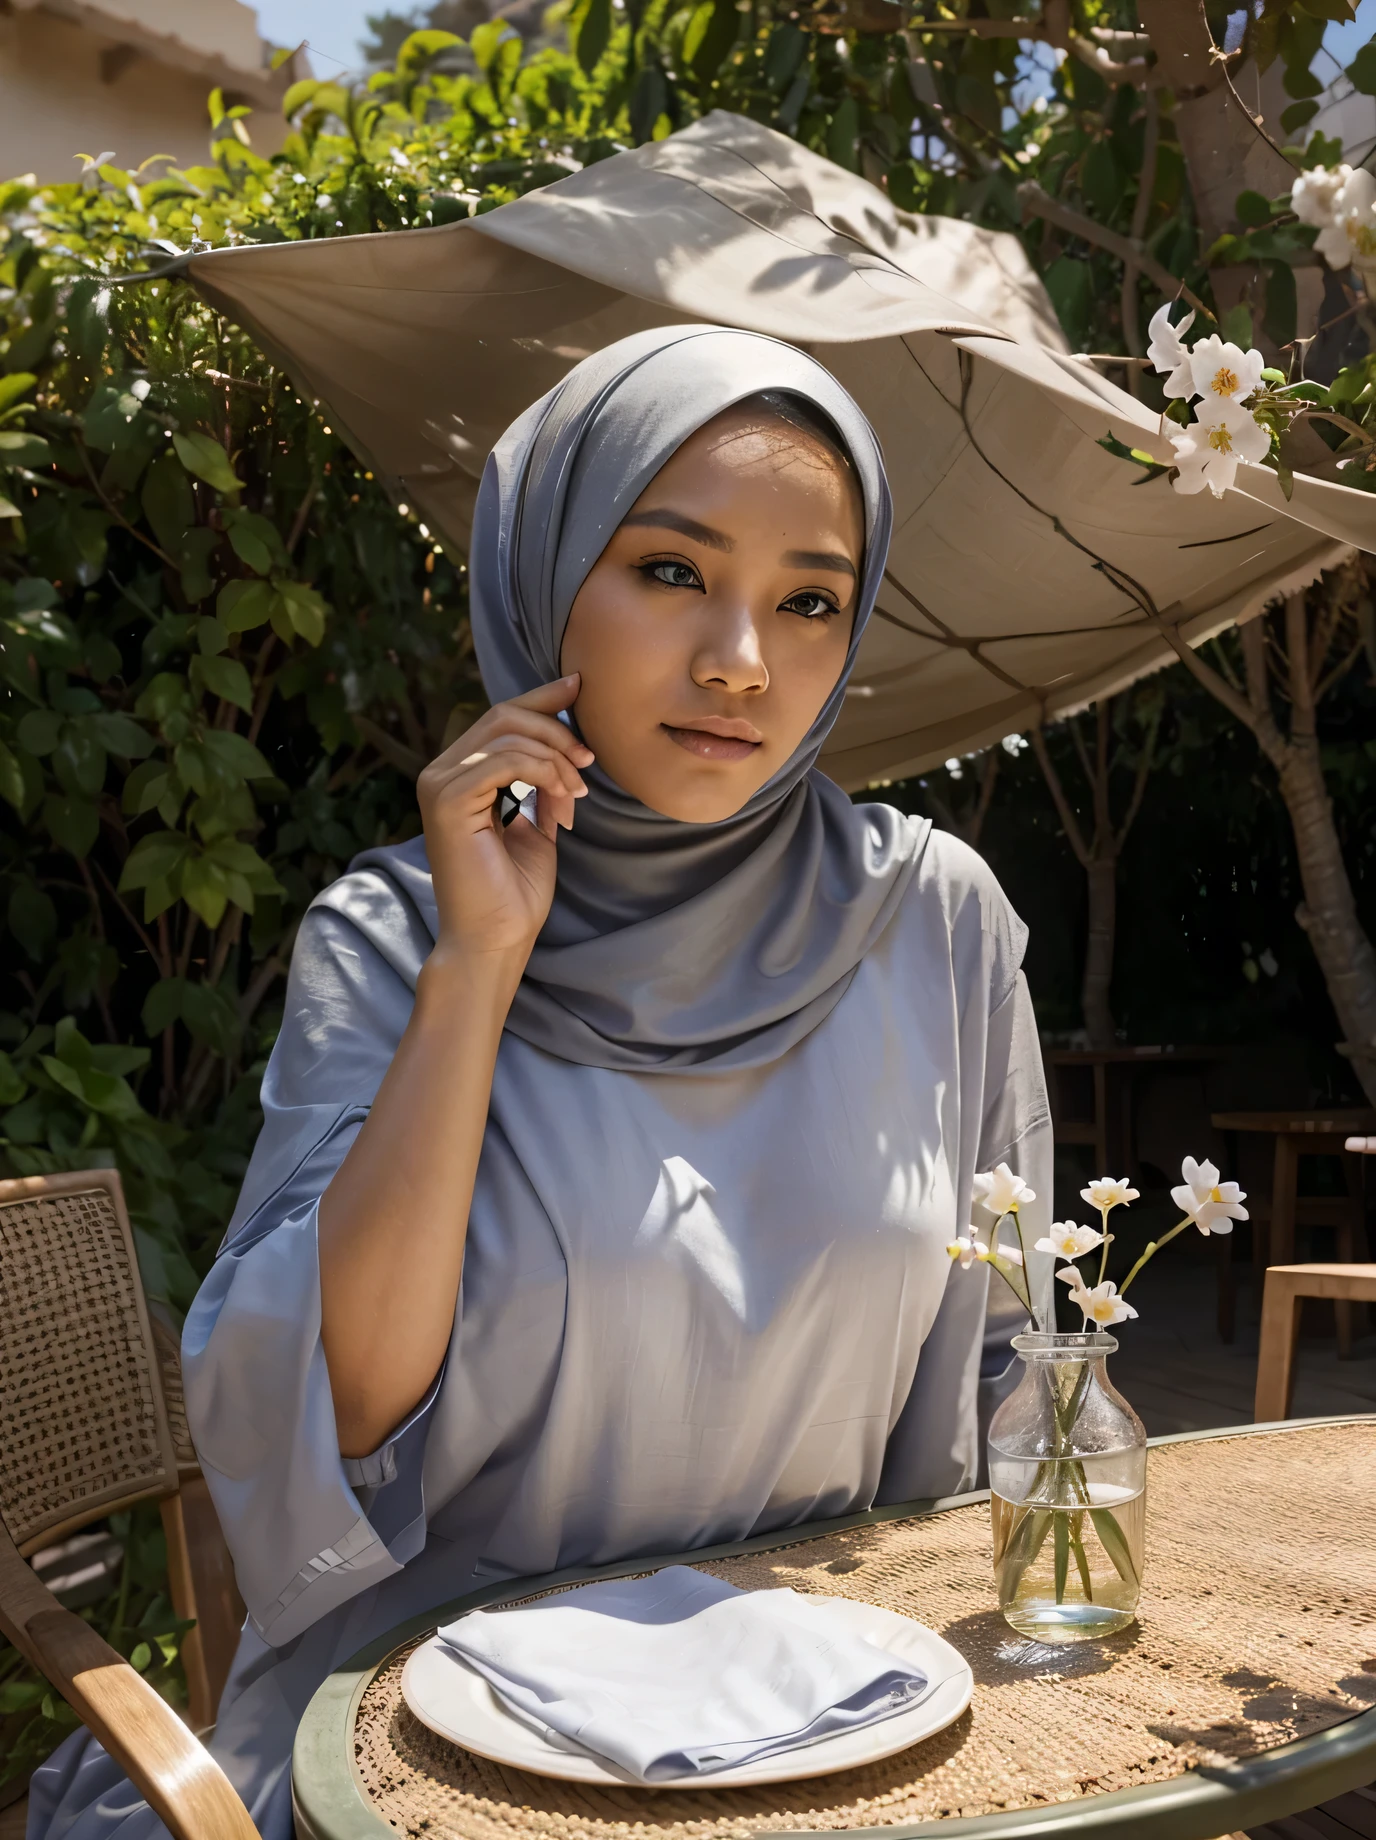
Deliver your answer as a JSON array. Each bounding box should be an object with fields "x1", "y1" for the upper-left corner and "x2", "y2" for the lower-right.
[{"x1": 610, "y1": 759, "x2": 769, "y2": 825}]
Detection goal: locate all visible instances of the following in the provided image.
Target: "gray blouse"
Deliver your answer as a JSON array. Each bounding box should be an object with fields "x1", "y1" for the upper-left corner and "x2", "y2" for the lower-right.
[{"x1": 29, "y1": 822, "x2": 1049, "y2": 1840}]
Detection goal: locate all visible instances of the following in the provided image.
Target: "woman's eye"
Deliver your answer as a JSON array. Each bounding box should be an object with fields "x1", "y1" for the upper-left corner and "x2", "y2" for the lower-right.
[
  {"x1": 783, "y1": 591, "x2": 840, "y2": 621},
  {"x1": 644, "y1": 560, "x2": 702, "y2": 590}
]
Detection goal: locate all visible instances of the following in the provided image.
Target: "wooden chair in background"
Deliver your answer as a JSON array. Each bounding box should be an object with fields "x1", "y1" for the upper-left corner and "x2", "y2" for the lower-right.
[
  {"x1": 1255, "y1": 1263, "x2": 1376, "y2": 1421},
  {"x1": 0, "y1": 1169, "x2": 259, "y2": 1840}
]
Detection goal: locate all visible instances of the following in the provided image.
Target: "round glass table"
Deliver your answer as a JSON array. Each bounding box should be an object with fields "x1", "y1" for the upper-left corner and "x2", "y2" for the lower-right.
[{"x1": 293, "y1": 1417, "x2": 1376, "y2": 1840}]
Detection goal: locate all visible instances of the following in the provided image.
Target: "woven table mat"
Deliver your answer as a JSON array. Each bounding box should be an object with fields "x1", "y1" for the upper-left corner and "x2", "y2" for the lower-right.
[{"x1": 351, "y1": 1422, "x2": 1376, "y2": 1838}]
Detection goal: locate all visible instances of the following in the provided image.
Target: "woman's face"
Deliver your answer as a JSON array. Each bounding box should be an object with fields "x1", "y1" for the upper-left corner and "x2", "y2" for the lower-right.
[{"x1": 560, "y1": 404, "x2": 865, "y2": 824}]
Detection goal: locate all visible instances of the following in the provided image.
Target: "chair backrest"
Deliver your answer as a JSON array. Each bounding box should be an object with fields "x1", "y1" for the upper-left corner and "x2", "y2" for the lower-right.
[{"x1": 0, "y1": 1170, "x2": 179, "y2": 1557}]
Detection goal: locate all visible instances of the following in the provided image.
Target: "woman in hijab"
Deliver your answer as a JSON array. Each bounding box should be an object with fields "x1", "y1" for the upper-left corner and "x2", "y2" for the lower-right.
[{"x1": 30, "y1": 326, "x2": 1049, "y2": 1840}]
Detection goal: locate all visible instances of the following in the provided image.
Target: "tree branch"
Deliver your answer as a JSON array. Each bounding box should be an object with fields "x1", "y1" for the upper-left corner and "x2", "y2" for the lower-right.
[
  {"x1": 1115, "y1": 703, "x2": 1162, "y2": 849},
  {"x1": 1285, "y1": 591, "x2": 1315, "y2": 742},
  {"x1": 1239, "y1": 612, "x2": 1289, "y2": 763},
  {"x1": 910, "y1": 14, "x2": 1159, "y2": 82},
  {"x1": 1018, "y1": 183, "x2": 1211, "y2": 316},
  {"x1": 1030, "y1": 725, "x2": 1092, "y2": 867}
]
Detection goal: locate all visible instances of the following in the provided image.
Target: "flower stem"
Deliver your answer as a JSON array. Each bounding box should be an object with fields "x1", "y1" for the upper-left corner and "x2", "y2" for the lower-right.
[
  {"x1": 1119, "y1": 1214, "x2": 1193, "y2": 1294},
  {"x1": 1096, "y1": 1206, "x2": 1110, "y2": 1285},
  {"x1": 1012, "y1": 1207, "x2": 1036, "y2": 1327}
]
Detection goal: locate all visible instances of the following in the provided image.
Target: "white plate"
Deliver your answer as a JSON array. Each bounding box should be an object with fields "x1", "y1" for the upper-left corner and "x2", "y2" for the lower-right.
[{"x1": 400, "y1": 1596, "x2": 973, "y2": 1790}]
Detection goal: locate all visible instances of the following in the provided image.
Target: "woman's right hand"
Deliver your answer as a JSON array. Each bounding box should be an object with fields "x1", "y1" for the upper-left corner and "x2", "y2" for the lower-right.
[{"x1": 417, "y1": 674, "x2": 592, "y2": 964}]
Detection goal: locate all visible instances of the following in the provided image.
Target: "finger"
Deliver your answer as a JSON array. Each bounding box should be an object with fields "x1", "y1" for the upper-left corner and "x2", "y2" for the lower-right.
[
  {"x1": 433, "y1": 737, "x2": 588, "y2": 805},
  {"x1": 510, "y1": 673, "x2": 582, "y2": 717},
  {"x1": 429, "y1": 749, "x2": 583, "y2": 826},
  {"x1": 473, "y1": 704, "x2": 594, "y2": 767}
]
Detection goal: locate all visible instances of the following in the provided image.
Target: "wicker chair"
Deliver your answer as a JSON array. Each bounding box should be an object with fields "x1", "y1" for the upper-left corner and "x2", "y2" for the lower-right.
[{"x1": 0, "y1": 1169, "x2": 260, "y2": 1840}]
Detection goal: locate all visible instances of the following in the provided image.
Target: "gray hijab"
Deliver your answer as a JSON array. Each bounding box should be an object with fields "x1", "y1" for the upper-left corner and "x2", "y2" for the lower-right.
[{"x1": 469, "y1": 324, "x2": 925, "y2": 1071}]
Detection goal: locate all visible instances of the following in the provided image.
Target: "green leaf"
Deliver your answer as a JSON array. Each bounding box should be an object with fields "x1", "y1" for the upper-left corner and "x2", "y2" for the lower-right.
[
  {"x1": 16, "y1": 707, "x2": 61, "y2": 754},
  {"x1": 181, "y1": 979, "x2": 242, "y2": 1053},
  {"x1": 683, "y1": 0, "x2": 736, "y2": 82},
  {"x1": 89, "y1": 712, "x2": 155, "y2": 758},
  {"x1": 282, "y1": 77, "x2": 322, "y2": 116},
  {"x1": 180, "y1": 853, "x2": 230, "y2": 927},
  {"x1": 1348, "y1": 40, "x2": 1376, "y2": 92},
  {"x1": 275, "y1": 578, "x2": 328, "y2": 646},
  {"x1": 398, "y1": 27, "x2": 464, "y2": 75},
  {"x1": 43, "y1": 792, "x2": 100, "y2": 857},
  {"x1": 826, "y1": 93, "x2": 860, "y2": 173},
  {"x1": 83, "y1": 380, "x2": 144, "y2": 452},
  {"x1": 190, "y1": 652, "x2": 253, "y2": 712},
  {"x1": 52, "y1": 725, "x2": 106, "y2": 797},
  {"x1": 197, "y1": 615, "x2": 229, "y2": 655},
  {"x1": 1264, "y1": 261, "x2": 1298, "y2": 348},
  {"x1": 1280, "y1": 98, "x2": 1320, "y2": 133},
  {"x1": 0, "y1": 739, "x2": 25, "y2": 810},
  {"x1": 1235, "y1": 189, "x2": 1273, "y2": 227},
  {"x1": 1089, "y1": 1506, "x2": 1138, "y2": 1582},
  {"x1": 0, "y1": 430, "x2": 53, "y2": 469},
  {"x1": 200, "y1": 729, "x2": 273, "y2": 780},
  {"x1": 1220, "y1": 303, "x2": 1254, "y2": 348},
  {"x1": 8, "y1": 879, "x2": 56, "y2": 958},
  {"x1": 141, "y1": 452, "x2": 195, "y2": 555},
  {"x1": 129, "y1": 1642, "x2": 153, "y2": 1673},
  {"x1": 225, "y1": 508, "x2": 286, "y2": 575},
  {"x1": 135, "y1": 672, "x2": 194, "y2": 723},
  {"x1": 0, "y1": 373, "x2": 37, "y2": 417},
  {"x1": 572, "y1": 0, "x2": 613, "y2": 75},
  {"x1": 119, "y1": 829, "x2": 192, "y2": 890},
  {"x1": 172, "y1": 431, "x2": 242, "y2": 495},
  {"x1": 218, "y1": 578, "x2": 276, "y2": 633},
  {"x1": 142, "y1": 976, "x2": 186, "y2": 1035}
]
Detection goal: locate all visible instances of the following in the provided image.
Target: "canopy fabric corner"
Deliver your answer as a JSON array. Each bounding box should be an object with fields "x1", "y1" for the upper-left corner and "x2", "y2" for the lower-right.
[{"x1": 186, "y1": 110, "x2": 1374, "y2": 784}]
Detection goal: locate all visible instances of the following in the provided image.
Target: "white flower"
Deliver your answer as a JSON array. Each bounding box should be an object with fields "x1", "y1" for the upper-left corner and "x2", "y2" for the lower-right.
[
  {"x1": 1036, "y1": 1221, "x2": 1104, "y2": 1260},
  {"x1": 1170, "y1": 1156, "x2": 1248, "y2": 1234},
  {"x1": 1317, "y1": 166, "x2": 1376, "y2": 271},
  {"x1": 1291, "y1": 163, "x2": 1350, "y2": 229},
  {"x1": 1081, "y1": 1177, "x2": 1139, "y2": 1213},
  {"x1": 1063, "y1": 1277, "x2": 1139, "y2": 1327},
  {"x1": 947, "y1": 1233, "x2": 988, "y2": 1269},
  {"x1": 1170, "y1": 399, "x2": 1271, "y2": 498},
  {"x1": 1187, "y1": 334, "x2": 1265, "y2": 409},
  {"x1": 1146, "y1": 302, "x2": 1196, "y2": 399},
  {"x1": 972, "y1": 1163, "x2": 1035, "y2": 1215}
]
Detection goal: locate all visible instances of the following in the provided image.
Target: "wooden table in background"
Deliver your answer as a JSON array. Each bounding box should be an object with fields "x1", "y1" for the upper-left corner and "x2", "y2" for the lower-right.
[
  {"x1": 1211, "y1": 1108, "x2": 1375, "y2": 1348},
  {"x1": 1046, "y1": 1046, "x2": 1227, "y2": 1181}
]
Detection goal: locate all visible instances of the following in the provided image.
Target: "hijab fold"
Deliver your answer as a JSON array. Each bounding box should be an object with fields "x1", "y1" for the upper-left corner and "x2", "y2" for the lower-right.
[{"x1": 468, "y1": 325, "x2": 927, "y2": 1071}]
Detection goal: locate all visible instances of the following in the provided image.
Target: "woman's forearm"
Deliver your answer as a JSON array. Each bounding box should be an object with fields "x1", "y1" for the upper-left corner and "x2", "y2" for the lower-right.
[{"x1": 318, "y1": 946, "x2": 524, "y2": 1456}]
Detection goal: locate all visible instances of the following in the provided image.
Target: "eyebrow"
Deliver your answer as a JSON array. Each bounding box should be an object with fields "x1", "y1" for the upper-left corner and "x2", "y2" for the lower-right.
[
  {"x1": 621, "y1": 508, "x2": 733, "y2": 551},
  {"x1": 782, "y1": 548, "x2": 857, "y2": 581},
  {"x1": 624, "y1": 513, "x2": 859, "y2": 583}
]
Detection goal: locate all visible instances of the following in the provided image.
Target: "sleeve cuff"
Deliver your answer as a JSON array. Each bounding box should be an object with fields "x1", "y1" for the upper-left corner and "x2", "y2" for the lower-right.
[{"x1": 340, "y1": 1363, "x2": 445, "y2": 1490}]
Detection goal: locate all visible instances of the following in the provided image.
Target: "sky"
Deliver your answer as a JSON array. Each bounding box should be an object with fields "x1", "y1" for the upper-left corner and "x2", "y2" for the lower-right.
[{"x1": 253, "y1": 0, "x2": 382, "y2": 75}]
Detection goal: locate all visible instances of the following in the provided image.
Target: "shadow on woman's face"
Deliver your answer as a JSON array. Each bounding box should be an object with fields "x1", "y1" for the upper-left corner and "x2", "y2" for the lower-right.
[{"x1": 560, "y1": 406, "x2": 864, "y2": 824}]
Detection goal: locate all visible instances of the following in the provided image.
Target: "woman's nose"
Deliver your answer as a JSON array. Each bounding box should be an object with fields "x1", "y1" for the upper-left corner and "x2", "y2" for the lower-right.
[{"x1": 692, "y1": 602, "x2": 768, "y2": 694}]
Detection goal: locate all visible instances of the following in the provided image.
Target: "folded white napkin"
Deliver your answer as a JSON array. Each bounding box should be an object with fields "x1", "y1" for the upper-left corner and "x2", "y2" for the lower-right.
[{"x1": 436, "y1": 1565, "x2": 928, "y2": 1782}]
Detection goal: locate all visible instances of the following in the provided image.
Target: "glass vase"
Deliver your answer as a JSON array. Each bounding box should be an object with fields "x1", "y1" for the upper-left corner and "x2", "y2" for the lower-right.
[{"x1": 986, "y1": 1330, "x2": 1147, "y2": 1642}]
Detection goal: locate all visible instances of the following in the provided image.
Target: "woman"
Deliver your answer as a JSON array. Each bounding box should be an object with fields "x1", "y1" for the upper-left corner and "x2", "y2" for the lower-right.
[{"x1": 30, "y1": 326, "x2": 1049, "y2": 1840}]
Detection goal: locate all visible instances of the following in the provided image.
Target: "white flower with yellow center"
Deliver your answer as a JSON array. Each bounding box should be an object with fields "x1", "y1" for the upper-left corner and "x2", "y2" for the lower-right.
[
  {"x1": 946, "y1": 1233, "x2": 988, "y2": 1269},
  {"x1": 1169, "y1": 399, "x2": 1271, "y2": 498},
  {"x1": 1187, "y1": 334, "x2": 1264, "y2": 409},
  {"x1": 1146, "y1": 302, "x2": 1196, "y2": 399},
  {"x1": 1081, "y1": 1176, "x2": 1139, "y2": 1213},
  {"x1": 1061, "y1": 1276, "x2": 1139, "y2": 1327},
  {"x1": 1035, "y1": 1221, "x2": 1104, "y2": 1260},
  {"x1": 972, "y1": 1163, "x2": 1035, "y2": 1215},
  {"x1": 1170, "y1": 1155, "x2": 1248, "y2": 1234},
  {"x1": 1327, "y1": 167, "x2": 1376, "y2": 273}
]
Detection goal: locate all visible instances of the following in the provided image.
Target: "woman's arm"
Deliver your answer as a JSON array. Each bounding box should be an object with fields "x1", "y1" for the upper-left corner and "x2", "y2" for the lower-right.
[{"x1": 318, "y1": 673, "x2": 592, "y2": 1457}]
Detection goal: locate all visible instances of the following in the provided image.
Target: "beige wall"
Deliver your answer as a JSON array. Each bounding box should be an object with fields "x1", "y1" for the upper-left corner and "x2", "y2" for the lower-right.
[{"x1": 0, "y1": 7, "x2": 287, "y2": 185}]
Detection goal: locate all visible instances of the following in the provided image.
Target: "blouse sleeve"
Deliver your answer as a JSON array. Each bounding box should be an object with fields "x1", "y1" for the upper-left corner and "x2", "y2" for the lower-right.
[
  {"x1": 877, "y1": 834, "x2": 1053, "y2": 1504},
  {"x1": 181, "y1": 871, "x2": 446, "y2": 1647}
]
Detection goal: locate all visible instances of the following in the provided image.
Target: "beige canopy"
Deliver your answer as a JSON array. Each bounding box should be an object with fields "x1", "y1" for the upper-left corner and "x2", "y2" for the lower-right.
[{"x1": 188, "y1": 111, "x2": 1373, "y2": 786}]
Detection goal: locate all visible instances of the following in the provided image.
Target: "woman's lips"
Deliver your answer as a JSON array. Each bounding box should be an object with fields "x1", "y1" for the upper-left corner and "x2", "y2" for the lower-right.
[{"x1": 662, "y1": 723, "x2": 762, "y2": 761}]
